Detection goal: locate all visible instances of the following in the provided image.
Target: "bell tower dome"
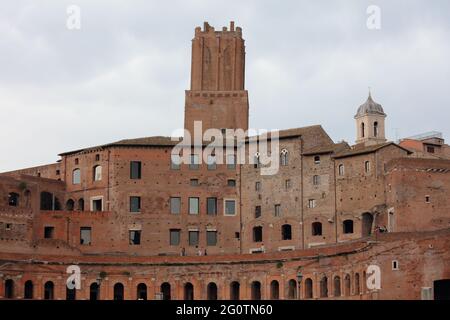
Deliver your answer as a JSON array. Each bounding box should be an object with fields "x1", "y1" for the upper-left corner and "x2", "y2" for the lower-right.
[{"x1": 355, "y1": 92, "x2": 387, "y2": 146}]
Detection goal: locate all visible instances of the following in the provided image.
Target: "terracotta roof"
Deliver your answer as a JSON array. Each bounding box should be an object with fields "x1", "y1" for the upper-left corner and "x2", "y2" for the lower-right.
[{"x1": 333, "y1": 142, "x2": 412, "y2": 159}]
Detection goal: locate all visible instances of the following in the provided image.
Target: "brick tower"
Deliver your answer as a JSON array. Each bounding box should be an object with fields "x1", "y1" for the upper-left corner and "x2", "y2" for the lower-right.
[{"x1": 184, "y1": 21, "x2": 249, "y2": 135}]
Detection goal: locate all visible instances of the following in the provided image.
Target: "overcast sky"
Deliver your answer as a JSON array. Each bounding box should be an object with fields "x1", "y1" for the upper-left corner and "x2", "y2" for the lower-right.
[{"x1": 0, "y1": 0, "x2": 449, "y2": 172}]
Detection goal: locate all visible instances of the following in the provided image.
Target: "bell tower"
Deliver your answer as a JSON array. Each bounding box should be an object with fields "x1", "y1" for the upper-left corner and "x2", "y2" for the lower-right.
[
  {"x1": 184, "y1": 21, "x2": 249, "y2": 135},
  {"x1": 355, "y1": 92, "x2": 387, "y2": 146}
]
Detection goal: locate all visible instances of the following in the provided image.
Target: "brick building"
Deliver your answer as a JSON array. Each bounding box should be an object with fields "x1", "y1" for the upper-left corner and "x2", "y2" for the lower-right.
[{"x1": 0, "y1": 22, "x2": 449, "y2": 300}]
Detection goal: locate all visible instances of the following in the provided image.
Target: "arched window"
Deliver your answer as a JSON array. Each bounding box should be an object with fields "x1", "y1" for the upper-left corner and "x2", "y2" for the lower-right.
[
  {"x1": 361, "y1": 122, "x2": 365, "y2": 138},
  {"x1": 253, "y1": 226, "x2": 263, "y2": 242},
  {"x1": 113, "y1": 283, "x2": 124, "y2": 300},
  {"x1": 281, "y1": 224, "x2": 292, "y2": 240},
  {"x1": 184, "y1": 282, "x2": 194, "y2": 300},
  {"x1": 90, "y1": 282, "x2": 100, "y2": 300},
  {"x1": 66, "y1": 199, "x2": 75, "y2": 211},
  {"x1": 338, "y1": 164, "x2": 345, "y2": 176},
  {"x1": 161, "y1": 282, "x2": 171, "y2": 300},
  {"x1": 72, "y1": 169, "x2": 81, "y2": 184},
  {"x1": 270, "y1": 280, "x2": 279, "y2": 300},
  {"x1": 314, "y1": 155, "x2": 321, "y2": 164},
  {"x1": 374, "y1": 121, "x2": 378, "y2": 137},
  {"x1": 364, "y1": 161, "x2": 370, "y2": 173},
  {"x1": 66, "y1": 286, "x2": 76, "y2": 300},
  {"x1": 93, "y1": 165, "x2": 102, "y2": 181},
  {"x1": 8, "y1": 192, "x2": 19, "y2": 207},
  {"x1": 305, "y1": 278, "x2": 313, "y2": 299},
  {"x1": 312, "y1": 222, "x2": 323, "y2": 236},
  {"x1": 344, "y1": 274, "x2": 351, "y2": 296},
  {"x1": 355, "y1": 273, "x2": 360, "y2": 295},
  {"x1": 320, "y1": 276, "x2": 328, "y2": 298},
  {"x1": 40, "y1": 192, "x2": 53, "y2": 210},
  {"x1": 230, "y1": 281, "x2": 240, "y2": 300},
  {"x1": 137, "y1": 283, "x2": 147, "y2": 300},
  {"x1": 343, "y1": 220, "x2": 354, "y2": 234},
  {"x1": 24, "y1": 280, "x2": 33, "y2": 299},
  {"x1": 78, "y1": 198, "x2": 85, "y2": 211},
  {"x1": 5, "y1": 279, "x2": 14, "y2": 299},
  {"x1": 287, "y1": 279, "x2": 297, "y2": 299},
  {"x1": 251, "y1": 281, "x2": 261, "y2": 300},
  {"x1": 54, "y1": 197, "x2": 61, "y2": 211},
  {"x1": 207, "y1": 282, "x2": 218, "y2": 300},
  {"x1": 334, "y1": 276, "x2": 341, "y2": 297},
  {"x1": 44, "y1": 281, "x2": 54, "y2": 300},
  {"x1": 280, "y1": 149, "x2": 289, "y2": 166}
]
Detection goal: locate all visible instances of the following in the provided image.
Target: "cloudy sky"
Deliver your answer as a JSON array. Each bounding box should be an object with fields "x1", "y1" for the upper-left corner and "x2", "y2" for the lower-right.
[{"x1": 0, "y1": 0, "x2": 449, "y2": 172}]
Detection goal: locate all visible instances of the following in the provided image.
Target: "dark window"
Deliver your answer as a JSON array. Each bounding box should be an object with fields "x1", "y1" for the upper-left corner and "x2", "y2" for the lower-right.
[
  {"x1": 255, "y1": 182, "x2": 261, "y2": 191},
  {"x1": 56, "y1": 170, "x2": 60, "y2": 176},
  {"x1": 251, "y1": 281, "x2": 261, "y2": 300},
  {"x1": 95, "y1": 154, "x2": 100, "y2": 161},
  {"x1": 80, "y1": 227, "x2": 92, "y2": 245},
  {"x1": 253, "y1": 226, "x2": 263, "y2": 242},
  {"x1": 74, "y1": 158, "x2": 79, "y2": 165},
  {"x1": 130, "y1": 161, "x2": 142, "y2": 179},
  {"x1": 361, "y1": 122, "x2": 365, "y2": 138},
  {"x1": 24, "y1": 280, "x2": 33, "y2": 299},
  {"x1": 44, "y1": 281, "x2": 54, "y2": 300},
  {"x1": 281, "y1": 224, "x2": 292, "y2": 240},
  {"x1": 129, "y1": 230, "x2": 141, "y2": 245},
  {"x1": 207, "y1": 282, "x2": 218, "y2": 300},
  {"x1": 44, "y1": 226, "x2": 54, "y2": 239},
  {"x1": 425, "y1": 196, "x2": 431, "y2": 203},
  {"x1": 312, "y1": 222, "x2": 322, "y2": 236},
  {"x1": 314, "y1": 156, "x2": 320, "y2": 164},
  {"x1": 92, "y1": 199, "x2": 102, "y2": 211},
  {"x1": 207, "y1": 198, "x2": 217, "y2": 215},
  {"x1": 189, "y1": 231, "x2": 199, "y2": 246},
  {"x1": 255, "y1": 206, "x2": 261, "y2": 218},
  {"x1": 90, "y1": 283, "x2": 100, "y2": 301},
  {"x1": 66, "y1": 199, "x2": 75, "y2": 211},
  {"x1": 130, "y1": 196, "x2": 141, "y2": 213},
  {"x1": 5, "y1": 279, "x2": 14, "y2": 299},
  {"x1": 170, "y1": 229, "x2": 180, "y2": 246},
  {"x1": 427, "y1": 146, "x2": 435, "y2": 153},
  {"x1": 206, "y1": 231, "x2": 217, "y2": 246},
  {"x1": 190, "y1": 179, "x2": 199, "y2": 186},
  {"x1": 227, "y1": 179, "x2": 236, "y2": 187},
  {"x1": 8, "y1": 193, "x2": 19, "y2": 207},
  {"x1": 230, "y1": 281, "x2": 240, "y2": 300},
  {"x1": 113, "y1": 283, "x2": 124, "y2": 300},
  {"x1": 170, "y1": 197, "x2": 181, "y2": 214},
  {"x1": 285, "y1": 179, "x2": 291, "y2": 190},
  {"x1": 137, "y1": 283, "x2": 147, "y2": 300},
  {"x1": 343, "y1": 220, "x2": 354, "y2": 234},
  {"x1": 78, "y1": 198, "x2": 85, "y2": 211},
  {"x1": 305, "y1": 278, "x2": 313, "y2": 299},
  {"x1": 374, "y1": 122, "x2": 378, "y2": 137}
]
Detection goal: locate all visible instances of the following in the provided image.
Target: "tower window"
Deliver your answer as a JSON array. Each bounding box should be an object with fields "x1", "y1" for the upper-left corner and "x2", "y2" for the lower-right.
[
  {"x1": 338, "y1": 164, "x2": 345, "y2": 176},
  {"x1": 361, "y1": 122, "x2": 365, "y2": 138},
  {"x1": 374, "y1": 121, "x2": 378, "y2": 137},
  {"x1": 364, "y1": 161, "x2": 371, "y2": 173},
  {"x1": 314, "y1": 156, "x2": 320, "y2": 164},
  {"x1": 280, "y1": 149, "x2": 289, "y2": 166}
]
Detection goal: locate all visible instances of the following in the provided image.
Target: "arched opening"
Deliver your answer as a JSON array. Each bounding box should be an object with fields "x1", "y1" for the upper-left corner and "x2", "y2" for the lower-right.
[
  {"x1": 113, "y1": 283, "x2": 124, "y2": 300},
  {"x1": 66, "y1": 286, "x2": 76, "y2": 300},
  {"x1": 344, "y1": 274, "x2": 351, "y2": 296},
  {"x1": 161, "y1": 282, "x2": 171, "y2": 300},
  {"x1": 333, "y1": 276, "x2": 341, "y2": 297},
  {"x1": 434, "y1": 279, "x2": 450, "y2": 300},
  {"x1": 251, "y1": 281, "x2": 261, "y2": 300},
  {"x1": 287, "y1": 279, "x2": 297, "y2": 299},
  {"x1": 72, "y1": 169, "x2": 81, "y2": 184},
  {"x1": 90, "y1": 282, "x2": 100, "y2": 300},
  {"x1": 207, "y1": 282, "x2": 218, "y2": 300},
  {"x1": 305, "y1": 278, "x2": 313, "y2": 299},
  {"x1": 281, "y1": 224, "x2": 292, "y2": 240},
  {"x1": 361, "y1": 122, "x2": 365, "y2": 138},
  {"x1": 137, "y1": 283, "x2": 147, "y2": 300},
  {"x1": 253, "y1": 226, "x2": 263, "y2": 242},
  {"x1": 5, "y1": 279, "x2": 14, "y2": 299},
  {"x1": 280, "y1": 149, "x2": 289, "y2": 166},
  {"x1": 312, "y1": 222, "x2": 322, "y2": 236},
  {"x1": 270, "y1": 280, "x2": 279, "y2": 300},
  {"x1": 66, "y1": 199, "x2": 75, "y2": 211},
  {"x1": 54, "y1": 197, "x2": 62, "y2": 210},
  {"x1": 44, "y1": 281, "x2": 54, "y2": 300},
  {"x1": 362, "y1": 271, "x2": 367, "y2": 294},
  {"x1": 78, "y1": 198, "x2": 85, "y2": 211},
  {"x1": 93, "y1": 165, "x2": 102, "y2": 181},
  {"x1": 320, "y1": 277, "x2": 328, "y2": 298},
  {"x1": 355, "y1": 273, "x2": 360, "y2": 295},
  {"x1": 362, "y1": 213, "x2": 374, "y2": 237},
  {"x1": 374, "y1": 121, "x2": 378, "y2": 137},
  {"x1": 338, "y1": 164, "x2": 345, "y2": 176},
  {"x1": 184, "y1": 282, "x2": 194, "y2": 300},
  {"x1": 40, "y1": 192, "x2": 53, "y2": 210},
  {"x1": 8, "y1": 192, "x2": 19, "y2": 207},
  {"x1": 230, "y1": 281, "x2": 240, "y2": 300},
  {"x1": 343, "y1": 220, "x2": 354, "y2": 234},
  {"x1": 24, "y1": 280, "x2": 33, "y2": 299}
]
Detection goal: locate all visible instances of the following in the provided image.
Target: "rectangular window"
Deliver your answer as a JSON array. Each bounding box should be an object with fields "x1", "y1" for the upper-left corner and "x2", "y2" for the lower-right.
[
  {"x1": 188, "y1": 231, "x2": 199, "y2": 246},
  {"x1": 129, "y1": 230, "x2": 141, "y2": 245},
  {"x1": 5, "y1": 223, "x2": 12, "y2": 231},
  {"x1": 308, "y1": 199, "x2": 316, "y2": 208},
  {"x1": 44, "y1": 226, "x2": 54, "y2": 239},
  {"x1": 130, "y1": 161, "x2": 142, "y2": 179},
  {"x1": 130, "y1": 196, "x2": 141, "y2": 213},
  {"x1": 206, "y1": 231, "x2": 217, "y2": 246},
  {"x1": 190, "y1": 179, "x2": 199, "y2": 186},
  {"x1": 313, "y1": 175, "x2": 320, "y2": 185},
  {"x1": 224, "y1": 200, "x2": 236, "y2": 216},
  {"x1": 285, "y1": 179, "x2": 291, "y2": 190},
  {"x1": 80, "y1": 227, "x2": 92, "y2": 245},
  {"x1": 170, "y1": 229, "x2": 181, "y2": 246},
  {"x1": 92, "y1": 198, "x2": 103, "y2": 212},
  {"x1": 207, "y1": 155, "x2": 217, "y2": 170},
  {"x1": 227, "y1": 179, "x2": 236, "y2": 187},
  {"x1": 426, "y1": 146, "x2": 435, "y2": 153},
  {"x1": 227, "y1": 154, "x2": 236, "y2": 169},
  {"x1": 95, "y1": 154, "x2": 100, "y2": 161},
  {"x1": 274, "y1": 204, "x2": 281, "y2": 217},
  {"x1": 189, "y1": 197, "x2": 199, "y2": 215},
  {"x1": 255, "y1": 205, "x2": 261, "y2": 218},
  {"x1": 207, "y1": 198, "x2": 217, "y2": 216},
  {"x1": 171, "y1": 155, "x2": 181, "y2": 170},
  {"x1": 255, "y1": 181, "x2": 261, "y2": 191},
  {"x1": 170, "y1": 197, "x2": 181, "y2": 214},
  {"x1": 189, "y1": 154, "x2": 199, "y2": 170}
]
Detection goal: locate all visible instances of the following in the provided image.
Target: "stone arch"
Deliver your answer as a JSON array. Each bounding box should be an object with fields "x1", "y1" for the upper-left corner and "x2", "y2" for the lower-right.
[
  {"x1": 161, "y1": 282, "x2": 171, "y2": 300},
  {"x1": 137, "y1": 283, "x2": 147, "y2": 300},
  {"x1": 344, "y1": 274, "x2": 351, "y2": 296},
  {"x1": 287, "y1": 279, "x2": 297, "y2": 299},
  {"x1": 304, "y1": 278, "x2": 313, "y2": 299},
  {"x1": 44, "y1": 281, "x2": 54, "y2": 300},
  {"x1": 207, "y1": 282, "x2": 218, "y2": 300},
  {"x1": 320, "y1": 276, "x2": 328, "y2": 298},
  {"x1": 24, "y1": 280, "x2": 33, "y2": 299},
  {"x1": 270, "y1": 280, "x2": 279, "y2": 300},
  {"x1": 78, "y1": 198, "x2": 85, "y2": 211},
  {"x1": 66, "y1": 199, "x2": 75, "y2": 211},
  {"x1": 355, "y1": 273, "x2": 360, "y2": 295},
  {"x1": 362, "y1": 212, "x2": 374, "y2": 237},
  {"x1": 333, "y1": 276, "x2": 341, "y2": 297},
  {"x1": 230, "y1": 281, "x2": 240, "y2": 300},
  {"x1": 90, "y1": 282, "x2": 100, "y2": 300},
  {"x1": 4, "y1": 279, "x2": 14, "y2": 299},
  {"x1": 40, "y1": 191, "x2": 53, "y2": 210},
  {"x1": 184, "y1": 282, "x2": 194, "y2": 300},
  {"x1": 251, "y1": 281, "x2": 261, "y2": 300},
  {"x1": 113, "y1": 283, "x2": 124, "y2": 300}
]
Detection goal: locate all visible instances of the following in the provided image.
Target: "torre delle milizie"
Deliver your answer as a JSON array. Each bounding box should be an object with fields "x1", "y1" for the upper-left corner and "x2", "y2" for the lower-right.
[{"x1": 0, "y1": 22, "x2": 449, "y2": 300}]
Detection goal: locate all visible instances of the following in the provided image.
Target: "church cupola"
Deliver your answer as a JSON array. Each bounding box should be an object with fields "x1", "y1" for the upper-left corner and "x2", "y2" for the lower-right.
[{"x1": 355, "y1": 92, "x2": 387, "y2": 146}]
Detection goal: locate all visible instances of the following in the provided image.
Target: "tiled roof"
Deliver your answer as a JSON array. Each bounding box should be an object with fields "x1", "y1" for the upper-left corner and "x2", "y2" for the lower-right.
[{"x1": 333, "y1": 142, "x2": 412, "y2": 159}]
